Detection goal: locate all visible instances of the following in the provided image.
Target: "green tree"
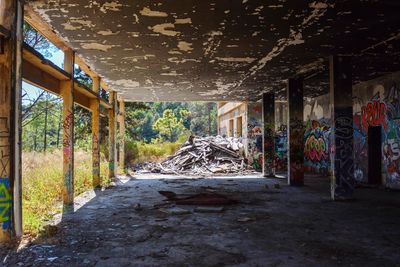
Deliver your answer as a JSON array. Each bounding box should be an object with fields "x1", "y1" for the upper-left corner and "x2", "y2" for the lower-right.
[{"x1": 153, "y1": 109, "x2": 186, "y2": 142}]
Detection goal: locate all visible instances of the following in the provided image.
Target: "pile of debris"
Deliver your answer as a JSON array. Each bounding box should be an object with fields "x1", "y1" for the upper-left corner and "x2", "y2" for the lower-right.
[{"x1": 142, "y1": 136, "x2": 251, "y2": 175}]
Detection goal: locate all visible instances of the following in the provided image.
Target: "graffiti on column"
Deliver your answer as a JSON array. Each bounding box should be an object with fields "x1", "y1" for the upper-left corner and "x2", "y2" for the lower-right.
[
  {"x1": 247, "y1": 103, "x2": 263, "y2": 171},
  {"x1": 289, "y1": 118, "x2": 304, "y2": 185},
  {"x1": 0, "y1": 117, "x2": 12, "y2": 231},
  {"x1": 63, "y1": 111, "x2": 73, "y2": 164},
  {"x1": 333, "y1": 110, "x2": 354, "y2": 198},
  {"x1": 63, "y1": 111, "x2": 73, "y2": 198},
  {"x1": 92, "y1": 133, "x2": 100, "y2": 179},
  {"x1": 275, "y1": 125, "x2": 287, "y2": 171}
]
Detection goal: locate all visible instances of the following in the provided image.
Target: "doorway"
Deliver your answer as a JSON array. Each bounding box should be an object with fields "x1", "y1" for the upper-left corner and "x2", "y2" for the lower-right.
[{"x1": 368, "y1": 126, "x2": 382, "y2": 185}]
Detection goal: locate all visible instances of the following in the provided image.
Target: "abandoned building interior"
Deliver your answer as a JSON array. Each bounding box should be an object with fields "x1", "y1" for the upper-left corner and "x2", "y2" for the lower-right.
[{"x1": 0, "y1": 0, "x2": 400, "y2": 266}]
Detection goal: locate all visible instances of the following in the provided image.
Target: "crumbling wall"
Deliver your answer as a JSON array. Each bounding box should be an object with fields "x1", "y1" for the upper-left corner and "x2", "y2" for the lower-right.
[
  {"x1": 246, "y1": 102, "x2": 263, "y2": 171},
  {"x1": 353, "y1": 72, "x2": 400, "y2": 189},
  {"x1": 303, "y1": 94, "x2": 331, "y2": 175}
]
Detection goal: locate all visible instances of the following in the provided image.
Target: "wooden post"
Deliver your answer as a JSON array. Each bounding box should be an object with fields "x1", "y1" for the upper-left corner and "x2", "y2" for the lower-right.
[
  {"x1": 118, "y1": 100, "x2": 125, "y2": 171},
  {"x1": 108, "y1": 92, "x2": 117, "y2": 179},
  {"x1": 0, "y1": 0, "x2": 23, "y2": 241},
  {"x1": 61, "y1": 49, "x2": 74, "y2": 207},
  {"x1": 91, "y1": 77, "x2": 101, "y2": 187}
]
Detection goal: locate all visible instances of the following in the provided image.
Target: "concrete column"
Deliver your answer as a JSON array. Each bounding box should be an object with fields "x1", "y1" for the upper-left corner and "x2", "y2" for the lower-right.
[
  {"x1": 287, "y1": 78, "x2": 304, "y2": 186},
  {"x1": 0, "y1": 0, "x2": 23, "y2": 241},
  {"x1": 262, "y1": 92, "x2": 275, "y2": 177},
  {"x1": 118, "y1": 100, "x2": 125, "y2": 171},
  {"x1": 108, "y1": 92, "x2": 117, "y2": 179},
  {"x1": 329, "y1": 55, "x2": 354, "y2": 200},
  {"x1": 61, "y1": 49, "x2": 74, "y2": 207},
  {"x1": 91, "y1": 77, "x2": 101, "y2": 187}
]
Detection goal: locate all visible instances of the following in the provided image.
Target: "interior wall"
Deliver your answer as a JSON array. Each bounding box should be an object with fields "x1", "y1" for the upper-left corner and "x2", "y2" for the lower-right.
[
  {"x1": 303, "y1": 94, "x2": 331, "y2": 175},
  {"x1": 353, "y1": 71, "x2": 400, "y2": 189}
]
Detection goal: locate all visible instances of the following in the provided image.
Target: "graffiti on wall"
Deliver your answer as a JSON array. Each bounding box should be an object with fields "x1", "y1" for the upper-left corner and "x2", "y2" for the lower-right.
[
  {"x1": 353, "y1": 81, "x2": 400, "y2": 188},
  {"x1": 304, "y1": 119, "x2": 331, "y2": 175},
  {"x1": 247, "y1": 103, "x2": 263, "y2": 171},
  {"x1": 0, "y1": 117, "x2": 11, "y2": 231}
]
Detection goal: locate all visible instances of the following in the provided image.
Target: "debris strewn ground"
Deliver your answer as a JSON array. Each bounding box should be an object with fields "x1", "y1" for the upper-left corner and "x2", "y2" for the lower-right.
[
  {"x1": 141, "y1": 136, "x2": 254, "y2": 175},
  {"x1": 2, "y1": 174, "x2": 400, "y2": 266}
]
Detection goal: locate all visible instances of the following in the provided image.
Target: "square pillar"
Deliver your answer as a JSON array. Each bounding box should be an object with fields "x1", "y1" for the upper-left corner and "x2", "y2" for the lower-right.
[
  {"x1": 262, "y1": 92, "x2": 275, "y2": 177},
  {"x1": 329, "y1": 55, "x2": 354, "y2": 200},
  {"x1": 118, "y1": 100, "x2": 125, "y2": 171},
  {"x1": 287, "y1": 78, "x2": 304, "y2": 186},
  {"x1": 0, "y1": 0, "x2": 23, "y2": 241},
  {"x1": 61, "y1": 49, "x2": 74, "y2": 207},
  {"x1": 91, "y1": 77, "x2": 101, "y2": 187},
  {"x1": 108, "y1": 92, "x2": 117, "y2": 179}
]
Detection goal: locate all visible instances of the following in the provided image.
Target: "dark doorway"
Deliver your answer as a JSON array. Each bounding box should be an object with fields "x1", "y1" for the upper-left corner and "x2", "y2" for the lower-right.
[{"x1": 368, "y1": 126, "x2": 382, "y2": 185}]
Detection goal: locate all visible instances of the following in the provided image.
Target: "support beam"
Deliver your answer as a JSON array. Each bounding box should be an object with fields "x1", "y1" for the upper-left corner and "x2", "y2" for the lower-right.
[
  {"x1": 329, "y1": 55, "x2": 354, "y2": 200},
  {"x1": 262, "y1": 92, "x2": 275, "y2": 177},
  {"x1": 118, "y1": 100, "x2": 125, "y2": 171},
  {"x1": 287, "y1": 78, "x2": 304, "y2": 186},
  {"x1": 0, "y1": 0, "x2": 23, "y2": 241},
  {"x1": 108, "y1": 92, "x2": 117, "y2": 179},
  {"x1": 61, "y1": 49, "x2": 74, "y2": 208},
  {"x1": 91, "y1": 77, "x2": 101, "y2": 187}
]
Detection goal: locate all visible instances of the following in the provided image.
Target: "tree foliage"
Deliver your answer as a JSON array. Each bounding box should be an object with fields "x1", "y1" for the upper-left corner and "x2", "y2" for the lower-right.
[{"x1": 153, "y1": 109, "x2": 186, "y2": 142}]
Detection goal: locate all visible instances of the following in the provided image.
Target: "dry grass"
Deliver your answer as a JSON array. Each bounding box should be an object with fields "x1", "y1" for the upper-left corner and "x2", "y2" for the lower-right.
[{"x1": 22, "y1": 149, "x2": 110, "y2": 235}]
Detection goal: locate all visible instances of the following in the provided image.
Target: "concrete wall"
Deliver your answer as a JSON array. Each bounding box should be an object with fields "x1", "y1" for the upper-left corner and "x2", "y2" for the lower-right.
[
  {"x1": 353, "y1": 71, "x2": 400, "y2": 189},
  {"x1": 217, "y1": 102, "x2": 247, "y2": 137},
  {"x1": 304, "y1": 94, "x2": 331, "y2": 175}
]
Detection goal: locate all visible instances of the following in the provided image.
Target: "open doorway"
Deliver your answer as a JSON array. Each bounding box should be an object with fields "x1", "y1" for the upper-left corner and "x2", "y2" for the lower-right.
[{"x1": 368, "y1": 125, "x2": 382, "y2": 185}]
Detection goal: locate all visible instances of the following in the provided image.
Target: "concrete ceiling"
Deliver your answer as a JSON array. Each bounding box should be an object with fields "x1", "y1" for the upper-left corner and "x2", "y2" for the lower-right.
[{"x1": 28, "y1": 0, "x2": 400, "y2": 101}]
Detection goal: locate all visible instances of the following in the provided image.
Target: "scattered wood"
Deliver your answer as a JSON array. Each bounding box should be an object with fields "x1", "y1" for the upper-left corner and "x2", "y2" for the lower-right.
[{"x1": 142, "y1": 136, "x2": 252, "y2": 175}]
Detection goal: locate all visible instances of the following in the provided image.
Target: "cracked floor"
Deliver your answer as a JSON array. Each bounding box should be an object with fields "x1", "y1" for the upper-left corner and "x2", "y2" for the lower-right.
[{"x1": 1, "y1": 174, "x2": 400, "y2": 267}]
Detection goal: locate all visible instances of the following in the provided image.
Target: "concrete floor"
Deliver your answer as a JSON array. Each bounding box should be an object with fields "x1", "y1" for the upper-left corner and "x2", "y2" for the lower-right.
[{"x1": 2, "y1": 174, "x2": 400, "y2": 267}]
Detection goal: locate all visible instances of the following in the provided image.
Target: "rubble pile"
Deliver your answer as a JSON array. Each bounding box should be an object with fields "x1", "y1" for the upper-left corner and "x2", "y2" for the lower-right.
[{"x1": 144, "y1": 136, "x2": 250, "y2": 175}]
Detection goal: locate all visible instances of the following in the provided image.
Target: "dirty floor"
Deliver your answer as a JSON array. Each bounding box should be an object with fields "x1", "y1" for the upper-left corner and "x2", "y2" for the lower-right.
[{"x1": 1, "y1": 174, "x2": 400, "y2": 267}]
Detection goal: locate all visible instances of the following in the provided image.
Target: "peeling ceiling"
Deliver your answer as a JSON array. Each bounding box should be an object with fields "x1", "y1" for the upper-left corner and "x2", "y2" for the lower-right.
[{"x1": 27, "y1": 0, "x2": 400, "y2": 101}]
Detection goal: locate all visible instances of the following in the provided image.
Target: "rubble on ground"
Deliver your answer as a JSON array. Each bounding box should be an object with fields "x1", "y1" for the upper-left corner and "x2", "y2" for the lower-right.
[{"x1": 141, "y1": 136, "x2": 253, "y2": 175}]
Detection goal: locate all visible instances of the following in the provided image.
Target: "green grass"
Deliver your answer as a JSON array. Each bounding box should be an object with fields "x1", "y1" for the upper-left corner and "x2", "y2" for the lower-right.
[{"x1": 22, "y1": 150, "x2": 110, "y2": 235}]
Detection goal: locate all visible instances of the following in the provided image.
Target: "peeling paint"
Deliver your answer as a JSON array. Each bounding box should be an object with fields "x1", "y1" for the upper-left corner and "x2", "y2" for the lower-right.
[
  {"x1": 140, "y1": 7, "x2": 168, "y2": 17},
  {"x1": 215, "y1": 57, "x2": 256, "y2": 63},
  {"x1": 100, "y1": 1, "x2": 123, "y2": 13},
  {"x1": 114, "y1": 79, "x2": 140, "y2": 88},
  {"x1": 149, "y1": 23, "x2": 180, "y2": 36},
  {"x1": 177, "y1": 41, "x2": 193, "y2": 52},
  {"x1": 175, "y1": 18, "x2": 192, "y2": 24},
  {"x1": 81, "y1": 43, "x2": 115, "y2": 52},
  {"x1": 97, "y1": 30, "x2": 120, "y2": 36}
]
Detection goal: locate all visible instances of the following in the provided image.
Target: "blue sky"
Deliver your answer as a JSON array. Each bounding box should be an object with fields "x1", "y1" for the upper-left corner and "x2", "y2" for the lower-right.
[{"x1": 23, "y1": 48, "x2": 64, "y2": 104}]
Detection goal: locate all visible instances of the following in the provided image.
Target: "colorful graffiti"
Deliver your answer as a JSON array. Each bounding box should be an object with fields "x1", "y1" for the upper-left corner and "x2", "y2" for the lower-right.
[
  {"x1": 304, "y1": 120, "x2": 331, "y2": 174},
  {"x1": 353, "y1": 80, "x2": 400, "y2": 189},
  {"x1": 0, "y1": 116, "x2": 12, "y2": 232},
  {"x1": 275, "y1": 127, "x2": 287, "y2": 172},
  {"x1": 361, "y1": 100, "x2": 388, "y2": 132},
  {"x1": 247, "y1": 103, "x2": 263, "y2": 172},
  {"x1": 0, "y1": 178, "x2": 12, "y2": 231}
]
